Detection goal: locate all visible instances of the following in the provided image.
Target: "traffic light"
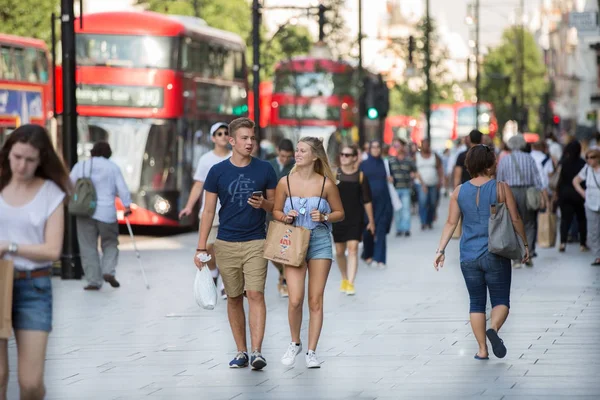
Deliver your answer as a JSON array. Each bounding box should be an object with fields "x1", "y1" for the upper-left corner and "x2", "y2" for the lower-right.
[
  {"x1": 367, "y1": 107, "x2": 379, "y2": 120},
  {"x1": 375, "y1": 74, "x2": 389, "y2": 119},
  {"x1": 408, "y1": 35, "x2": 415, "y2": 64},
  {"x1": 362, "y1": 75, "x2": 389, "y2": 120},
  {"x1": 552, "y1": 115, "x2": 560, "y2": 126}
]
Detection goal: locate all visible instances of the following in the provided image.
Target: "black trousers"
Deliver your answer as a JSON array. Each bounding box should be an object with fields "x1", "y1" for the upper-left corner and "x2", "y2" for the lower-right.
[{"x1": 559, "y1": 200, "x2": 587, "y2": 246}]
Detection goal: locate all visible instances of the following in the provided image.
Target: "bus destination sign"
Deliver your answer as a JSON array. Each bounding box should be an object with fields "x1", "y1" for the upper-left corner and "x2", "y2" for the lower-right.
[{"x1": 76, "y1": 85, "x2": 164, "y2": 108}]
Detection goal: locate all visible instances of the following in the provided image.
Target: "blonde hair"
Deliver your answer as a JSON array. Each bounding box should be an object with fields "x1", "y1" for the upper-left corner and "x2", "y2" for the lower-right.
[
  {"x1": 292, "y1": 137, "x2": 337, "y2": 183},
  {"x1": 587, "y1": 148, "x2": 600, "y2": 160}
]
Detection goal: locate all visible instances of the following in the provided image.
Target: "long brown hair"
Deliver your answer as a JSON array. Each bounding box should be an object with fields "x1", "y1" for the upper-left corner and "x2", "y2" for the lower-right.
[
  {"x1": 292, "y1": 137, "x2": 337, "y2": 183},
  {"x1": 0, "y1": 124, "x2": 72, "y2": 194}
]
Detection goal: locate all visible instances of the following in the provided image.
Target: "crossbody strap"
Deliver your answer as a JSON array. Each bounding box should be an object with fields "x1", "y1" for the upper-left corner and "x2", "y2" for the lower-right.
[
  {"x1": 510, "y1": 153, "x2": 524, "y2": 183},
  {"x1": 86, "y1": 158, "x2": 94, "y2": 179},
  {"x1": 316, "y1": 176, "x2": 326, "y2": 211},
  {"x1": 286, "y1": 174, "x2": 295, "y2": 210},
  {"x1": 589, "y1": 165, "x2": 600, "y2": 189}
]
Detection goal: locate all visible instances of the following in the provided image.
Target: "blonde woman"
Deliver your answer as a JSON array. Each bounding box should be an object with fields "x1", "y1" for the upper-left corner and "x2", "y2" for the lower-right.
[{"x1": 273, "y1": 137, "x2": 344, "y2": 368}]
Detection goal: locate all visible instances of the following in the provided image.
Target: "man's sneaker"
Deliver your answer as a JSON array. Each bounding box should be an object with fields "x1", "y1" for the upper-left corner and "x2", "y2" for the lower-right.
[
  {"x1": 305, "y1": 350, "x2": 321, "y2": 369},
  {"x1": 340, "y1": 280, "x2": 348, "y2": 293},
  {"x1": 250, "y1": 351, "x2": 267, "y2": 370},
  {"x1": 281, "y1": 342, "x2": 302, "y2": 366},
  {"x1": 346, "y1": 282, "x2": 356, "y2": 296},
  {"x1": 229, "y1": 351, "x2": 249, "y2": 368}
]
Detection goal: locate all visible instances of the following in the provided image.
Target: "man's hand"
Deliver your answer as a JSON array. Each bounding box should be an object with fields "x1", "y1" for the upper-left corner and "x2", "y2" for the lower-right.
[
  {"x1": 179, "y1": 206, "x2": 193, "y2": 219},
  {"x1": 247, "y1": 194, "x2": 263, "y2": 209},
  {"x1": 194, "y1": 251, "x2": 211, "y2": 270}
]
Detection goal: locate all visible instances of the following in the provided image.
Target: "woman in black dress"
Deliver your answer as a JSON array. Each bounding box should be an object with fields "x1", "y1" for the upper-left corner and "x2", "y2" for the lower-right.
[{"x1": 333, "y1": 145, "x2": 375, "y2": 295}]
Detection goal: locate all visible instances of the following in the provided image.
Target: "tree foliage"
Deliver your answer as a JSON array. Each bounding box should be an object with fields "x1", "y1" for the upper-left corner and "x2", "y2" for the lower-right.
[
  {"x1": 387, "y1": 17, "x2": 455, "y2": 117},
  {"x1": 481, "y1": 27, "x2": 548, "y2": 133},
  {"x1": 321, "y1": 0, "x2": 351, "y2": 59},
  {"x1": 137, "y1": 0, "x2": 313, "y2": 80},
  {"x1": 0, "y1": 0, "x2": 59, "y2": 47}
]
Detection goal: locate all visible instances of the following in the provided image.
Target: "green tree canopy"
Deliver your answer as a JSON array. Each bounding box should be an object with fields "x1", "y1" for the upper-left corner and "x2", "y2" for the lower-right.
[
  {"x1": 0, "y1": 0, "x2": 59, "y2": 47},
  {"x1": 481, "y1": 26, "x2": 548, "y2": 133},
  {"x1": 386, "y1": 17, "x2": 456, "y2": 117}
]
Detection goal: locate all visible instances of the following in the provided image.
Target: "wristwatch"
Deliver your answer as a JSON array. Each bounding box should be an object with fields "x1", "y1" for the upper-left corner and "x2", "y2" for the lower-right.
[
  {"x1": 8, "y1": 242, "x2": 18, "y2": 254},
  {"x1": 436, "y1": 249, "x2": 445, "y2": 255},
  {"x1": 323, "y1": 214, "x2": 329, "y2": 222}
]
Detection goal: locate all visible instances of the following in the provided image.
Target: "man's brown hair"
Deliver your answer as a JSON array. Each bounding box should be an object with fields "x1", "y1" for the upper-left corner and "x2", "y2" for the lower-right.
[{"x1": 229, "y1": 117, "x2": 255, "y2": 138}]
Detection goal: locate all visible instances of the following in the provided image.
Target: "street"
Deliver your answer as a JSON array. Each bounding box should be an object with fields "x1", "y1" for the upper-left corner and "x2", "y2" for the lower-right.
[{"x1": 6, "y1": 200, "x2": 600, "y2": 400}]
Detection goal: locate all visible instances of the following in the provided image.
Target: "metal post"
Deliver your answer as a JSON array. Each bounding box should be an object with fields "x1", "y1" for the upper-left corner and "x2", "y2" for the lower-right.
[
  {"x1": 51, "y1": 13, "x2": 57, "y2": 116},
  {"x1": 424, "y1": 0, "x2": 432, "y2": 143},
  {"x1": 318, "y1": 4, "x2": 326, "y2": 42},
  {"x1": 252, "y1": 0, "x2": 261, "y2": 141},
  {"x1": 519, "y1": 0, "x2": 525, "y2": 131},
  {"x1": 193, "y1": 0, "x2": 200, "y2": 18},
  {"x1": 358, "y1": 0, "x2": 365, "y2": 147},
  {"x1": 60, "y1": 0, "x2": 82, "y2": 279},
  {"x1": 475, "y1": 0, "x2": 480, "y2": 130}
]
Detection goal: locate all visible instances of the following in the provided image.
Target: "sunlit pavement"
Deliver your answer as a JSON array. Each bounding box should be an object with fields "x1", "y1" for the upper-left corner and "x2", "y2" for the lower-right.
[{"x1": 6, "y1": 199, "x2": 599, "y2": 399}]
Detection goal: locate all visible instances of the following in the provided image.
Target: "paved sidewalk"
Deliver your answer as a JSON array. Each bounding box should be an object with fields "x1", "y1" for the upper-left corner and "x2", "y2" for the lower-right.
[{"x1": 6, "y1": 202, "x2": 600, "y2": 399}]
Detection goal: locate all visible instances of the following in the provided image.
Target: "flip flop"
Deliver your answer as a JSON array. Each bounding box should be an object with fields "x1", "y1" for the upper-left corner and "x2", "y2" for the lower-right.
[
  {"x1": 486, "y1": 329, "x2": 507, "y2": 358},
  {"x1": 474, "y1": 354, "x2": 489, "y2": 360}
]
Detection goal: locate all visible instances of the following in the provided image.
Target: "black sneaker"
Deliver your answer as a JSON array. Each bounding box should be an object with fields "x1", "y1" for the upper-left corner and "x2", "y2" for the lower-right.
[
  {"x1": 396, "y1": 232, "x2": 403, "y2": 237},
  {"x1": 250, "y1": 351, "x2": 267, "y2": 370},
  {"x1": 405, "y1": 231, "x2": 411, "y2": 237}
]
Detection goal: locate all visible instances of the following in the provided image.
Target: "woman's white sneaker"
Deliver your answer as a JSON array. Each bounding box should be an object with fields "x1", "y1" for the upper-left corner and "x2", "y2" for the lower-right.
[
  {"x1": 281, "y1": 342, "x2": 302, "y2": 366},
  {"x1": 305, "y1": 350, "x2": 321, "y2": 368}
]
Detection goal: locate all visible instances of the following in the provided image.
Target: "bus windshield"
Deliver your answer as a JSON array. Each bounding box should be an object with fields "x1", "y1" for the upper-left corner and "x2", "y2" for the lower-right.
[
  {"x1": 77, "y1": 117, "x2": 180, "y2": 193},
  {"x1": 274, "y1": 71, "x2": 353, "y2": 97},
  {"x1": 457, "y1": 104, "x2": 492, "y2": 127},
  {"x1": 76, "y1": 35, "x2": 177, "y2": 69}
]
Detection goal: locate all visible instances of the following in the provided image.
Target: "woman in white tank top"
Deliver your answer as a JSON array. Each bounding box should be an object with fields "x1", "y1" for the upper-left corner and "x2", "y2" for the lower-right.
[
  {"x1": 0, "y1": 125, "x2": 71, "y2": 399},
  {"x1": 415, "y1": 140, "x2": 443, "y2": 230}
]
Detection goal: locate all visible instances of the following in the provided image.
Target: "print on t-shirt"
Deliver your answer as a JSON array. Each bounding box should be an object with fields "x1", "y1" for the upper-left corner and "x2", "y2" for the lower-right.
[{"x1": 229, "y1": 174, "x2": 256, "y2": 207}]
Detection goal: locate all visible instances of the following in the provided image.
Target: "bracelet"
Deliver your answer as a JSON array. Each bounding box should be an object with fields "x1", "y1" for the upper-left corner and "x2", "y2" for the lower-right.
[
  {"x1": 196, "y1": 248, "x2": 207, "y2": 252},
  {"x1": 436, "y1": 249, "x2": 445, "y2": 255}
]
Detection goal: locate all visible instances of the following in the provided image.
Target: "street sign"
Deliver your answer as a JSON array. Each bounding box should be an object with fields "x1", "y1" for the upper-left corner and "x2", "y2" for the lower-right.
[{"x1": 569, "y1": 11, "x2": 598, "y2": 33}]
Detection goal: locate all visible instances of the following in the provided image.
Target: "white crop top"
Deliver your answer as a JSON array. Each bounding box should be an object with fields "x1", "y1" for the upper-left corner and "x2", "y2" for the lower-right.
[{"x1": 0, "y1": 180, "x2": 65, "y2": 271}]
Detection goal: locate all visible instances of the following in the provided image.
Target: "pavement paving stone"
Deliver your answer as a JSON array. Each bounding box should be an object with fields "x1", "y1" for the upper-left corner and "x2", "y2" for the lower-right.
[{"x1": 5, "y1": 200, "x2": 600, "y2": 399}]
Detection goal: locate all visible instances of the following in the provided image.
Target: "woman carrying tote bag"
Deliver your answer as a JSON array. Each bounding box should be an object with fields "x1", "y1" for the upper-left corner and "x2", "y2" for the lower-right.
[
  {"x1": 272, "y1": 137, "x2": 344, "y2": 369},
  {"x1": 433, "y1": 145, "x2": 529, "y2": 361}
]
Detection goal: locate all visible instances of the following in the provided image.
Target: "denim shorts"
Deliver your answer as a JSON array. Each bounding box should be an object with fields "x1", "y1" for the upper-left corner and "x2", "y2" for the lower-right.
[
  {"x1": 306, "y1": 226, "x2": 333, "y2": 261},
  {"x1": 12, "y1": 274, "x2": 53, "y2": 332},
  {"x1": 460, "y1": 252, "x2": 511, "y2": 314}
]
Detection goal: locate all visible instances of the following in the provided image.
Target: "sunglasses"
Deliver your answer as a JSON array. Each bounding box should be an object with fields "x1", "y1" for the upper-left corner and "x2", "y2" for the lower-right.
[
  {"x1": 340, "y1": 153, "x2": 356, "y2": 158},
  {"x1": 587, "y1": 156, "x2": 598, "y2": 160},
  {"x1": 214, "y1": 130, "x2": 229, "y2": 137}
]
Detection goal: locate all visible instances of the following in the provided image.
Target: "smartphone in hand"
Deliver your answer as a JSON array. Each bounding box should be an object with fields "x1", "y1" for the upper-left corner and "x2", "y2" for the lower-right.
[{"x1": 252, "y1": 191, "x2": 263, "y2": 198}]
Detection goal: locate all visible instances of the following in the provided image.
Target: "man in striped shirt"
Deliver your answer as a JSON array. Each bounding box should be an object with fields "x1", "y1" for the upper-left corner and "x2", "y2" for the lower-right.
[{"x1": 497, "y1": 135, "x2": 544, "y2": 268}]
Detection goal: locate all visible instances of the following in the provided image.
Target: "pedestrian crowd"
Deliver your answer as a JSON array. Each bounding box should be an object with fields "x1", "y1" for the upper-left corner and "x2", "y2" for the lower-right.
[{"x1": 0, "y1": 120, "x2": 596, "y2": 399}]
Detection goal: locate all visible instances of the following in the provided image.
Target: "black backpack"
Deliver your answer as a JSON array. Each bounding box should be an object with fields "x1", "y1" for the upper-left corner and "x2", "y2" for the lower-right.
[{"x1": 68, "y1": 159, "x2": 97, "y2": 217}]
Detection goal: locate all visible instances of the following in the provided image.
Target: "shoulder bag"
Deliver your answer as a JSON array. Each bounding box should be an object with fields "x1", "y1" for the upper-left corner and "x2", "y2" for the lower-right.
[{"x1": 488, "y1": 181, "x2": 526, "y2": 260}]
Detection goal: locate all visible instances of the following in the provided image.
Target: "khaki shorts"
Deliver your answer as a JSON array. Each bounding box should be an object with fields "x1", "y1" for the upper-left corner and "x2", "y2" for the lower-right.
[{"x1": 214, "y1": 239, "x2": 267, "y2": 297}]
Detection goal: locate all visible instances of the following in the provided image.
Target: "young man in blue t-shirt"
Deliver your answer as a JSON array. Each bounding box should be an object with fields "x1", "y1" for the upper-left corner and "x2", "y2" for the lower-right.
[{"x1": 194, "y1": 117, "x2": 278, "y2": 370}]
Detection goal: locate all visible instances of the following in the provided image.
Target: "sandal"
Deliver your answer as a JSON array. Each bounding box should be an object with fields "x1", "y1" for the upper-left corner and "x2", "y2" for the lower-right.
[
  {"x1": 592, "y1": 259, "x2": 600, "y2": 266},
  {"x1": 486, "y1": 329, "x2": 507, "y2": 358},
  {"x1": 559, "y1": 244, "x2": 566, "y2": 253}
]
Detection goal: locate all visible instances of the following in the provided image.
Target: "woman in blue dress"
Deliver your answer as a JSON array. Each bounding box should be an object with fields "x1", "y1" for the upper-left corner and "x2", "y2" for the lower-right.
[
  {"x1": 360, "y1": 140, "x2": 393, "y2": 268},
  {"x1": 273, "y1": 137, "x2": 344, "y2": 369}
]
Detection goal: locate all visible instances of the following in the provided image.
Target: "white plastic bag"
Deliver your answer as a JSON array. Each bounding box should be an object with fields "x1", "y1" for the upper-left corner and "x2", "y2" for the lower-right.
[
  {"x1": 194, "y1": 254, "x2": 217, "y2": 310},
  {"x1": 384, "y1": 158, "x2": 402, "y2": 212}
]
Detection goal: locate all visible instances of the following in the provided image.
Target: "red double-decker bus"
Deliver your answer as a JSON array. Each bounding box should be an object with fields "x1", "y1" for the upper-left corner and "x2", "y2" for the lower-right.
[
  {"x1": 268, "y1": 56, "x2": 358, "y2": 161},
  {"x1": 421, "y1": 101, "x2": 498, "y2": 151},
  {"x1": 0, "y1": 34, "x2": 52, "y2": 144},
  {"x1": 56, "y1": 11, "x2": 248, "y2": 227}
]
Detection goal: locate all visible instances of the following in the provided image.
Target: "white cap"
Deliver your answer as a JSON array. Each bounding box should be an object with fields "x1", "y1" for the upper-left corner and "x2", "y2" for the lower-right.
[{"x1": 210, "y1": 122, "x2": 228, "y2": 136}]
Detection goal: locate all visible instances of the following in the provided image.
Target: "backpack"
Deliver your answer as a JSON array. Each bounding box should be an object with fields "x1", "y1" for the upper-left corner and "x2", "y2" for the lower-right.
[{"x1": 68, "y1": 159, "x2": 97, "y2": 217}]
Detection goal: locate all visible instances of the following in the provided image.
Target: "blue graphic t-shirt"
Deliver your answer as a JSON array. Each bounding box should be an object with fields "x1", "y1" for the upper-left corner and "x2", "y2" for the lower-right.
[{"x1": 204, "y1": 157, "x2": 278, "y2": 242}]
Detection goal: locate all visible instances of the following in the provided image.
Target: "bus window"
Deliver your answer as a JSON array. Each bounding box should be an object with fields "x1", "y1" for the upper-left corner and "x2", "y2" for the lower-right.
[
  {"x1": 25, "y1": 48, "x2": 39, "y2": 82},
  {"x1": 1, "y1": 47, "x2": 15, "y2": 80},
  {"x1": 37, "y1": 51, "x2": 49, "y2": 83},
  {"x1": 13, "y1": 48, "x2": 26, "y2": 80},
  {"x1": 234, "y1": 51, "x2": 245, "y2": 79}
]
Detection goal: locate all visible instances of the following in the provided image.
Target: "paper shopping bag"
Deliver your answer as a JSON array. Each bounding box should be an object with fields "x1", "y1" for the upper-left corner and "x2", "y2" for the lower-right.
[
  {"x1": 263, "y1": 221, "x2": 310, "y2": 267},
  {"x1": 537, "y1": 211, "x2": 557, "y2": 248},
  {"x1": 0, "y1": 260, "x2": 14, "y2": 339}
]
